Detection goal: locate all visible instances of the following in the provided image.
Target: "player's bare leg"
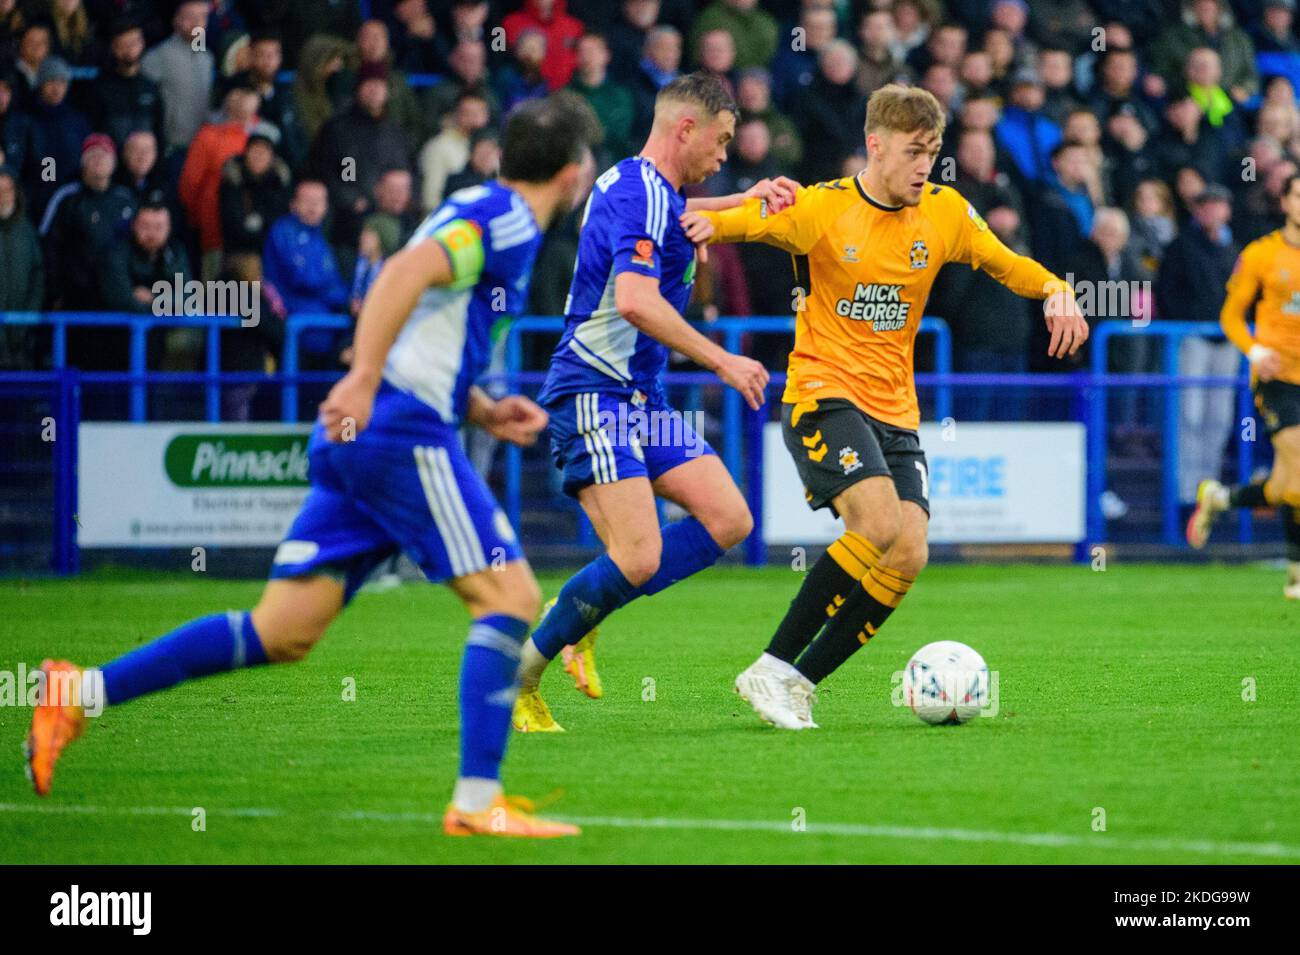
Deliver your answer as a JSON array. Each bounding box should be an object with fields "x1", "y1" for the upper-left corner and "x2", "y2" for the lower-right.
[
  {"x1": 450, "y1": 557, "x2": 543, "y2": 621},
  {"x1": 834, "y1": 477, "x2": 907, "y2": 558},
  {"x1": 26, "y1": 575, "x2": 344, "y2": 797},
  {"x1": 577, "y1": 475, "x2": 665, "y2": 584},
  {"x1": 251, "y1": 575, "x2": 346, "y2": 660},
  {"x1": 652, "y1": 454, "x2": 754, "y2": 554},
  {"x1": 873, "y1": 502, "x2": 929, "y2": 597}
]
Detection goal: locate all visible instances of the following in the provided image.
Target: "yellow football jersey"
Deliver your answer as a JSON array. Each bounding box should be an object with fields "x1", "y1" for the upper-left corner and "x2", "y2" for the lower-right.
[
  {"x1": 702, "y1": 176, "x2": 1069, "y2": 430},
  {"x1": 1221, "y1": 230, "x2": 1300, "y2": 385}
]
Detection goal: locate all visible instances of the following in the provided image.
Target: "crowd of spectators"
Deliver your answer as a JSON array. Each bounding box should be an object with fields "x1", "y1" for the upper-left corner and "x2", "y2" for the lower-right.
[{"x1": 0, "y1": 0, "x2": 1295, "y2": 485}]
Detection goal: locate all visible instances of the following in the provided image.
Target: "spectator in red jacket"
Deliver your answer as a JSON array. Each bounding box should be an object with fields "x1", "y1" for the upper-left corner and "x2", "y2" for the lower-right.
[
  {"x1": 502, "y1": 0, "x2": 585, "y2": 91},
  {"x1": 178, "y1": 83, "x2": 260, "y2": 279}
]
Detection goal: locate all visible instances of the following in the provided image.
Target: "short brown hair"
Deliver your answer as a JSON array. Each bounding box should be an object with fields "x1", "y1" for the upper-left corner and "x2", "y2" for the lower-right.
[
  {"x1": 865, "y1": 83, "x2": 945, "y2": 137},
  {"x1": 655, "y1": 71, "x2": 737, "y2": 119}
]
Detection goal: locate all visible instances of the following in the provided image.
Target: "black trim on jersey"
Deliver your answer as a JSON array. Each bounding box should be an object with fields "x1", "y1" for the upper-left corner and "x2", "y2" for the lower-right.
[
  {"x1": 793, "y1": 253, "x2": 812, "y2": 303},
  {"x1": 930, "y1": 185, "x2": 942, "y2": 194},
  {"x1": 853, "y1": 175, "x2": 902, "y2": 212}
]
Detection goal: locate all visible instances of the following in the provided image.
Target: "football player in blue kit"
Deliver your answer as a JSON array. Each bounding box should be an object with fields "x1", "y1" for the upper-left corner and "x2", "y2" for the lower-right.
[
  {"x1": 511, "y1": 73, "x2": 798, "y2": 730},
  {"x1": 27, "y1": 98, "x2": 594, "y2": 838}
]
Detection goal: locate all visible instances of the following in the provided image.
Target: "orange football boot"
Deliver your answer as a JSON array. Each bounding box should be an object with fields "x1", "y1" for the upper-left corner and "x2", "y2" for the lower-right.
[
  {"x1": 24, "y1": 660, "x2": 89, "y2": 797},
  {"x1": 442, "y1": 794, "x2": 581, "y2": 838}
]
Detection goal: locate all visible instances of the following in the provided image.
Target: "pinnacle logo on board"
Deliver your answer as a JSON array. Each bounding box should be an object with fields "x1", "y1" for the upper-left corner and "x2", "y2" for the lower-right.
[{"x1": 163, "y1": 433, "x2": 310, "y2": 487}]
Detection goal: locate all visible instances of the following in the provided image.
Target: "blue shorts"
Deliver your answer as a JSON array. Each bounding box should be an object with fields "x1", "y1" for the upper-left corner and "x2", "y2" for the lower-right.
[
  {"x1": 545, "y1": 388, "x2": 716, "y2": 498},
  {"x1": 270, "y1": 388, "x2": 522, "y2": 601}
]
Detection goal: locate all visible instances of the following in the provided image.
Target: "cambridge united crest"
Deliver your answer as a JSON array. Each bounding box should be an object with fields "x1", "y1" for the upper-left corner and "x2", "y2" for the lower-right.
[{"x1": 909, "y1": 239, "x2": 929, "y2": 270}]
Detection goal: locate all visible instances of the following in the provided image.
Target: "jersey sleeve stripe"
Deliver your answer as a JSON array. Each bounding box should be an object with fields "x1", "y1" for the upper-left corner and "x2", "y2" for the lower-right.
[
  {"x1": 640, "y1": 163, "x2": 657, "y2": 240},
  {"x1": 653, "y1": 180, "x2": 667, "y2": 244},
  {"x1": 490, "y1": 223, "x2": 538, "y2": 251},
  {"x1": 655, "y1": 184, "x2": 667, "y2": 244}
]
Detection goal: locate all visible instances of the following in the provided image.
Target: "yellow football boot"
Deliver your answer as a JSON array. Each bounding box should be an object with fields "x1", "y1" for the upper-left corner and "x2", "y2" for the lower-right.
[
  {"x1": 537, "y1": 596, "x2": 603, "y2": 699},
  {"x1": 512, "y1": 687, "x2": 564, "y2": 732}
]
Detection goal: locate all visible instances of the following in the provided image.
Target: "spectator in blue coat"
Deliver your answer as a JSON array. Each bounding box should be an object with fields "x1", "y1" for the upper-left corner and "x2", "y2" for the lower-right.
[
  {"x1": 261, "y1": 178, "x2": 348, "y2": 371},
  {"x1": 995, "y1": 66, "x2": 1063, "y2": 190}
]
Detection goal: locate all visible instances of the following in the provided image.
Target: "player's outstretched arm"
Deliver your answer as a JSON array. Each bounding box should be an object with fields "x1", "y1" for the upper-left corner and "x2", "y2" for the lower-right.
[
  {"x1": 956, "y1": 204, "x2": 1089, "y2": 358},
  {"x1": 686, "y1": 176, "x2": 801, "y2": 214},
  {"x1": 319, "y1": 237, "x2": 454, "y2": 441},
  {"x1": 614, "y1": 271, "x2": 769, "y2": 409},
  {"x1": 682, "y1": 183, "x2": 820, "y2": 258}
]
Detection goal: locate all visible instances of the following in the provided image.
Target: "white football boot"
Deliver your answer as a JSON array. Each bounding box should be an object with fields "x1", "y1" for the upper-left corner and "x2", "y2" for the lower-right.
[
  {"x1": 788, "y1": 673, "x2": 820, "y2": 729},
  {"x1": 1284, "y1": 562, "x2": 1300, "y2": 601},
  {"x1": 1186, "y1": 479, "x2": 1230, "y2": 549},
  {"x1": 734, "y1": 653, "x2": 809, "y2": 730}
]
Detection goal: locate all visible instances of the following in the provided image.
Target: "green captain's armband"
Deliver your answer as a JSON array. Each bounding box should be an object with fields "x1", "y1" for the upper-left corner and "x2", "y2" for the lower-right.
[{"x1": 431, "y1": 218, "x2": 485, "y2": 290}]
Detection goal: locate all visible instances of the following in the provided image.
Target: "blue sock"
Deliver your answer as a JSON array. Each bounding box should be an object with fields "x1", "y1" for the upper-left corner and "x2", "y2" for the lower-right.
[
  {"x1": 100, "y1": 611, "x2": 268, "y2": 706},
  {"x1": 628, "y1": 517, "x2": 725, "y2": 600},
  {"x1": 531, "y1": 554, "x2": 635, "y2": 659},
  {"x1": 459, "y1": 614, "x2": 530, "y2": 780}
]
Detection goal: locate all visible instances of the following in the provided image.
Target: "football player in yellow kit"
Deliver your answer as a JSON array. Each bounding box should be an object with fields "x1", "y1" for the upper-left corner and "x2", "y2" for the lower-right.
[
  {"x1": 1188, "y1": 172, "x2": 1300, "y2": 599},
  {"x1": 682, "y1": 84, "x2": 1089, "y2": 728}
]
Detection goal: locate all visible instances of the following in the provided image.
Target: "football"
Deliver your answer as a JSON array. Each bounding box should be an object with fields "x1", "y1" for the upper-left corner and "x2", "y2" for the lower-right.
[{"x1": 903, "y1": 640, "x2": 990, "y2": 725}]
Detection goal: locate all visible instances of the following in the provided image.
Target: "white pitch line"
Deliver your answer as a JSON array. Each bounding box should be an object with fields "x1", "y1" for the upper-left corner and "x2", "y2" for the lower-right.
[
  {"x1": 1, "y1": 803, "x2": 1296, "y2": 859},
  {"x1": 552, "y1": 816, "x2": 1300, "y2": 859},
  {"x1": 0, "y1": 803, "x2": 282, "y2": 819}
]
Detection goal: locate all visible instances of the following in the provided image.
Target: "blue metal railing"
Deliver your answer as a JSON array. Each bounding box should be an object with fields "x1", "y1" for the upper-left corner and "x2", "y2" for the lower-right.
[
  {"x1": 1, "y1": 311, "x2": 1268, "y2": 574},
  {"x1": 3, "y1": 311, "x2": 247, "y2": 422},
  {"x1": 0, "y1": 310, "x2": 355, "y2": 424},
  {"x1": 0, "y1": 369, "x2": 81, "y2": 574},
  {"x1": 280, "y1": 313, "x2": 353, "y2": 421},
  {"x1": 1089, "y1": 321, "x2": 1253, "y2": 547}
]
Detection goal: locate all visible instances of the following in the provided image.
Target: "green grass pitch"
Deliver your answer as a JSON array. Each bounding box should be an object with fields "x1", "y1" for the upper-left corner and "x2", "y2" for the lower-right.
[{"x1": 1, "y1": 563, "x2": 1297, "y2": 864}]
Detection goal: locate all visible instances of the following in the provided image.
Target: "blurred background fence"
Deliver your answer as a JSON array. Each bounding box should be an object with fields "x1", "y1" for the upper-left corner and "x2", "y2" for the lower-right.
[{"x1": 0, "y1": 311, "x2": 1272, "y2": 577}]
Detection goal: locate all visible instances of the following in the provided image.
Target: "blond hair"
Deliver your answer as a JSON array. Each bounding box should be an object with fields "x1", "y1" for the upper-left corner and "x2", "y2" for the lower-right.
[{"x1": 865, "y1": 84, "x2": 946, "y2": 137}]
